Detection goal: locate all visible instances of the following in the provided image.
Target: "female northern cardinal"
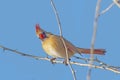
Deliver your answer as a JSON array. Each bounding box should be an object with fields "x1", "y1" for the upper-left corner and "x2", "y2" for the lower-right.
[{"x1": 35, "y1": 24, "x2": 106, "y2": 59}]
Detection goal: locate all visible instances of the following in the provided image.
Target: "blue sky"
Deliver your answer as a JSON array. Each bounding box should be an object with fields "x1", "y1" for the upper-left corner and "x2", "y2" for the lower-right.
[{"x1": 0, "y1": 0, "x2": 120, "y2": 80}]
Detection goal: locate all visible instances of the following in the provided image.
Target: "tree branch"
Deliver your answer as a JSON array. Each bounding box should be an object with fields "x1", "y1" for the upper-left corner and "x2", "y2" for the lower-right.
[
  {"x1": 113, "y1": 0, "x2": 120, "y2": 8},
  {"x1": 100, "y1": 2, "x2": 115, "y2": 15},
  {"x1": 88, "y1": 0, "x2": 101, "y2": 80},
  {"x1": 50, "y1": 0, "x2": 76, "y2": 80},
  {"x1": 0, "y1": 45, "x2": 120, "y2": 74}
]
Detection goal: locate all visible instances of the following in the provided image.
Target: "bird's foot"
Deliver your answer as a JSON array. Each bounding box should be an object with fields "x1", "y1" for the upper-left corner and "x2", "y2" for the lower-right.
[
  {"x1": 50, "y1": 58, "x2": 56, "y2": 64},
  {"x1": 63, "y1": 58, "x2": 71, "y2": 65}
]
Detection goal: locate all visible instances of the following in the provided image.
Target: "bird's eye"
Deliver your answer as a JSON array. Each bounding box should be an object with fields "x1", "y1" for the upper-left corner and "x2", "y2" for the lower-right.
[{"x1": 42, "y1": 32, "x2": 46, "y2": 35}]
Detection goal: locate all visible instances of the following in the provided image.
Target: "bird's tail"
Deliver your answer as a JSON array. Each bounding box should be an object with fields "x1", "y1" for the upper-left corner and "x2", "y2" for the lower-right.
[{"x1": 76, "y1": 47, "x2": 106, "y2": 55}]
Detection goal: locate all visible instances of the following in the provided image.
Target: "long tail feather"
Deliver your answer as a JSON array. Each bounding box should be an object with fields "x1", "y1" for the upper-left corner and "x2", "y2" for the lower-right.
[{"x1": 76, "y1": 47, "x2": 106, "y2": 55}]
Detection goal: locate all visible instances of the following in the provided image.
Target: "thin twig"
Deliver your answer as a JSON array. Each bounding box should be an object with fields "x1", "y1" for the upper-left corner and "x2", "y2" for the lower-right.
[
  {"x1": 50, "y1": 0, "x2": 76, "y2": 80},
  {"x1": 100, "y1": 2, "x2": 115, "y2": 15},
  {"x1": 0, "y1": 45, "x2": 120, "y2": 74},
  {"x1": 113, "y1": 0, "x2": 120, "y2": 8},
  {"x1": 87, "y1": 0, "x2": 102, "y2": 80},
  {"x1": 50, "y1": 0, "x2": 62, "y2": 36}
]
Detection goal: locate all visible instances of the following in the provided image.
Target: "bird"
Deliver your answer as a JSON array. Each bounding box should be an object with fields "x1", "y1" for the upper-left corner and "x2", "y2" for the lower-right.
[{"x1": 35, "y1": 24, "x2": 106, "y2": 62}]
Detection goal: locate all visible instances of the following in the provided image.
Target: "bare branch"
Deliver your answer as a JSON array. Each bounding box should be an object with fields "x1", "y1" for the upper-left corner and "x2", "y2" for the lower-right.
[
  {"x1": 0, "y1": 45, "x2": 120, "y2": 74},
  {"x1": 50, "y1": 0, "x2": 76, "y2": 80},
  {"x1": 113, "y1": 0, "x2": 120, "y2": 8},
  {"x1": 50, "y1": 0, "x2": 62, "y2": 36},
  {"x1": 100, "y1": 2, "x2": 115, "y2": 15},
  {"x1": 100, "y1": 0, "x2": 120, "y2": 15},
  {"x1": 87, "y1": 0, "x2": 102, "y2": 80}
]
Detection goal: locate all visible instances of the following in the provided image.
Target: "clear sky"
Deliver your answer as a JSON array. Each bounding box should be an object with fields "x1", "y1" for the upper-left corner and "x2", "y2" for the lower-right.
[{"x1": 0, "y1": 0, "x2": 120, "y2": 80}]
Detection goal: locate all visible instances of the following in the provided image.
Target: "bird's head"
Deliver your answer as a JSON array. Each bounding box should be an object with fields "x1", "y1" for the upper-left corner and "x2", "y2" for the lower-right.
[{"x1": 35, "y1": 24, "x2": 52, "y2": 40}]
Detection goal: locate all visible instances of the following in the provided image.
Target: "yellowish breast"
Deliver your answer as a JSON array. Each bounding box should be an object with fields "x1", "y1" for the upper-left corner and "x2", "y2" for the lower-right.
[{"x1": 42, "y1": 35, "x2": 75, "y2": 58}]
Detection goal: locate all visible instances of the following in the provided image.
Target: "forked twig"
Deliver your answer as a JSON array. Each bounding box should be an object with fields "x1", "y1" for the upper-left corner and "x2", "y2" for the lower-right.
[{"x1": 50, "y1": 0, "x2": 76, "y2": 80}]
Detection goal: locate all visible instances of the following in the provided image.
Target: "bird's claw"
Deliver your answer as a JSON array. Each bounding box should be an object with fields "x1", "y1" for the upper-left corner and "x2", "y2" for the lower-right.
[
  {"x1": 63, "y1": 58, "x2": 71, "y2": 65},
  {"x1": 50, "y1": 58, "x2": 56, "y2": 64}
]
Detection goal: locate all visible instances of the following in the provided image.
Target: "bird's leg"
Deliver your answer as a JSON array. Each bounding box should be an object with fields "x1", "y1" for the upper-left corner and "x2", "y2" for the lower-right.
[{"x1": 50, "y1": 58, "x2": 56, "y2": 64}]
